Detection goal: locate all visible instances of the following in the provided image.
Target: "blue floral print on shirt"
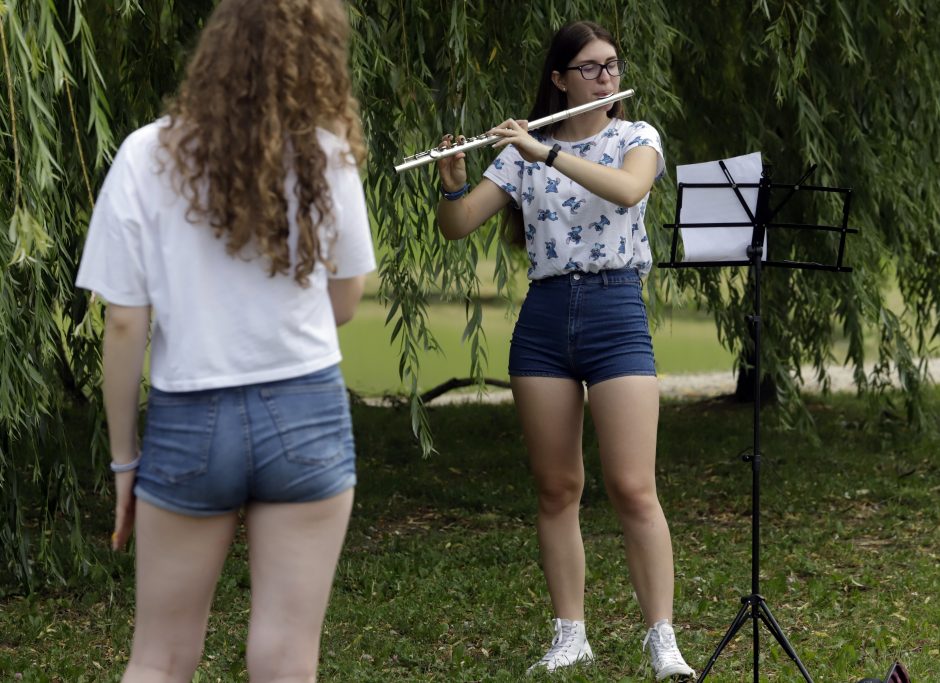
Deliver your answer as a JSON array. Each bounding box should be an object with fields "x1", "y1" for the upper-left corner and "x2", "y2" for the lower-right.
[{"x1": 483, "y1": 118, "x2": 665, "y2": 279}]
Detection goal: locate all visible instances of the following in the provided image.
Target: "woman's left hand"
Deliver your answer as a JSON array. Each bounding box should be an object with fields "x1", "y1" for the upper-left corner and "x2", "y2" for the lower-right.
[
  {"x1": 112, "y1": 471, "x2": 137, "y2": 550},
  {"x1": 488, "y1": 119, "x2": 550, "y2": 164}
]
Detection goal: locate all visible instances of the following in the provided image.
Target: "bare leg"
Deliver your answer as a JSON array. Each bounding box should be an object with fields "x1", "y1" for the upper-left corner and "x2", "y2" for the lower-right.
[
  {"x1": 123, "y1": 501, "x2": 239, "y2": 683},
  {"x1": 511, "y1": 376, "x2": 586, "y2": 620},
  {"x1": 588, "y1": 375, "x2": 675, "y2": 626},
  {"x1": 244, "y1": 488, "x2": 354, "y2": 683}
]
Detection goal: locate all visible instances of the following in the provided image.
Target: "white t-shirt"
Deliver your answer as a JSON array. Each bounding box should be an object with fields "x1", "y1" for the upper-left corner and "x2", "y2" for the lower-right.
[
  {"x1": 483, "y1": 118, "x2": 665, "y2": 279},
  {"x1": 76, "y1": 121, "x2": 376, "y2": 392}
]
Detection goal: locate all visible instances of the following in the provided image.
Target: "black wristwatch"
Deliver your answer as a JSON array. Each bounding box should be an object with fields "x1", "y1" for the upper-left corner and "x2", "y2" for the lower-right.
[{"x1": 545, "y1": 143, "x2": 562, "y2": 167}]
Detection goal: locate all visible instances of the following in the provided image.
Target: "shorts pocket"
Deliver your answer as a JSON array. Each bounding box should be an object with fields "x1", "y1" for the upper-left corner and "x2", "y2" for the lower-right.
[
  {"x1": 259, "y1": 382, "x2": 350, "y2": 465},
  {"x1": 142, "y1": 392, "x2": 218, "y2": 484},
  {"x1": 603, "y1": 279, "x2": 650, "y2": 328}
]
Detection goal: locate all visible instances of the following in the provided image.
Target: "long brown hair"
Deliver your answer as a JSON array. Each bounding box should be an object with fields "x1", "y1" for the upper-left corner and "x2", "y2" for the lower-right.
[
  {"x1": 504, "y1": 21, "x2": 622, "y2": 248},
  {"x1": 159, "y1": 0, "x2": 365, "y2": 286}
]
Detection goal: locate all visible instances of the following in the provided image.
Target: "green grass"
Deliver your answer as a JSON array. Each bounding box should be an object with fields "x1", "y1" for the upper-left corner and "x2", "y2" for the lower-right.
[
  {"x1": 339, "y1": 296, "x2": 736, "y2": 395},
  {"x1": 342, "y1": 250, "x2": 911, "y2": 397},
  {"x1": 2, "y1": 391, "x2": 938, "y2": 681}
]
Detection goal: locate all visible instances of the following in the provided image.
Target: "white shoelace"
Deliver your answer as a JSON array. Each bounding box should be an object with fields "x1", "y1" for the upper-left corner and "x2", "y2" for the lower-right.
[
  {"x1": 538, "y1": 621, "x2": 581, "y2": 666},
  {"x1": 643, "y1": 621, "x2": 690, "y2": 671}
]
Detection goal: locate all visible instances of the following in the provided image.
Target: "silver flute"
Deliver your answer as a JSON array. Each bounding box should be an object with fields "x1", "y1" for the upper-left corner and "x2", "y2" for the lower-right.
[{"x1": 394, "y1": 89, "x2": 635, "y2": 173}]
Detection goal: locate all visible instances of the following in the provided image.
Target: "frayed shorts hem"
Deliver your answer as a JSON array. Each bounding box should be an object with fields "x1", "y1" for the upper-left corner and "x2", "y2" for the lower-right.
[
  {"x1": 284, "y1": 473, "x2": 357, "y2": 506},
  {"x1": 586, "y1": 370, "x2": 657, "y2": 388},
  {"x1": 509, "y1": 370, "x2": 658, "y2": 388},
  {"x1": 134, "y1": 473, "x2": 358, "y2": 518},
  {"x1": 133, "y1": 486, "x2": 235, "y2": 517},
  {"x1": 508, "y1": 371, "x2": 572, "y2": 380}
]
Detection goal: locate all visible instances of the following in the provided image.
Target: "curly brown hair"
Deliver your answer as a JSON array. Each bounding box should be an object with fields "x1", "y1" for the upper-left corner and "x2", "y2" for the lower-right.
[{"x1": 159, "y1": 0, "x2": 366, "y2": 286}]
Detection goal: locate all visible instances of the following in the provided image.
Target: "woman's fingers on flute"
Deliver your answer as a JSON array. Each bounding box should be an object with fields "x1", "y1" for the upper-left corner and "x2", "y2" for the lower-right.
[
  {"x1": 436, "y1": 134, "x2": 467, "y2": 187},
  {"x1": 488, "y1": 119, "x2": 531, "y2": 151},
  {"x1": 489, "y1": 119, "x2": 513, "y2": 136},
  {"x1": 490, "y1": 119, "x2": 529, "y2": 135},
  {"x1": 437, "y1": 133, "x2": 467, "y2": 155}
]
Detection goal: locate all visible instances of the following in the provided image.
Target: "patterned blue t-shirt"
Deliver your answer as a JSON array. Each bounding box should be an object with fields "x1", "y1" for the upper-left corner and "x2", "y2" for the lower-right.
[{"x1": 483, "y1": 119, "x2": 664, "y2": 279}]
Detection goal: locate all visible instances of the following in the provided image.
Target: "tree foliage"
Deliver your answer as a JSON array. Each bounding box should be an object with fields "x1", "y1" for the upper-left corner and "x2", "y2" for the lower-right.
[
  {"x1": 0, "y1": 0, "x2": 213, "y2": 590},
  {"x1": 1, "y1": 0, "x2": 937, "y2": 588}
]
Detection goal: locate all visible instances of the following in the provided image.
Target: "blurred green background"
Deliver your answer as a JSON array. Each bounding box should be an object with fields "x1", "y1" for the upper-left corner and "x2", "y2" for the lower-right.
[{"x1": 339, "y1": 255, "x2": 731, "y2": 396}]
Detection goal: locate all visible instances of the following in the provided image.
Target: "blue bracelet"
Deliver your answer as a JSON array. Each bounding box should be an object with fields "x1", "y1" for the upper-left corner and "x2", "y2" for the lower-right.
[{"x1": 441, "y1": 182, "x2": 470, "y2": 201}]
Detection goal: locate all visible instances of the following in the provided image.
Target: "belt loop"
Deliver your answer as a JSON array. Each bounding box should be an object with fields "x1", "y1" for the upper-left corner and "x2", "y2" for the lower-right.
[{"x1": 601, "y1": 269, "x2": 609, "y2": 288}]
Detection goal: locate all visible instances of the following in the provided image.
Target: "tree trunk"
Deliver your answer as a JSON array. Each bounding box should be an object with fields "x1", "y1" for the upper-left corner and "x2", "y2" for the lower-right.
[{"x1": 734, "y1": 349, "x2": 777, "y2": 404}]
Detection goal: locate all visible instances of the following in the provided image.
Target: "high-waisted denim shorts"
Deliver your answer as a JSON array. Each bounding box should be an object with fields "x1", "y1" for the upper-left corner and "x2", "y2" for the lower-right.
[
  {"x1": 135, "y1": 364, "x2": 356, "y2": 516},
  {"x1": 509, "y1": 267, "x2": 656, "y2": 386}
]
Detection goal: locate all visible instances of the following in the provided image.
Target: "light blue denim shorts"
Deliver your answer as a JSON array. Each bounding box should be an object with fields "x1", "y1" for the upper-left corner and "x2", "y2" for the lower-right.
[
  {"x1": 135, "y1": 364, "x2": 356, "y2": 517},
  {"x1": 509, "y1": 267, "x2": 656, "y2": 386}
]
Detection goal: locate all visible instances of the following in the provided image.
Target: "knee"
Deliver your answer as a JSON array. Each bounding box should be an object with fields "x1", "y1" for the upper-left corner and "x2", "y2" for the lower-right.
[
  {"x1": 246, "y1": 630, "x2": 319, "y2": 682},
  {"x1": 535, "y1": 475, "x2": 584, "y2": 516},
  {"x1": 605, "y1": 477, "x2": 659, "y2": 519},
  {"x1": 126, "y1": 646, "x2": 203, "y2": 682}
]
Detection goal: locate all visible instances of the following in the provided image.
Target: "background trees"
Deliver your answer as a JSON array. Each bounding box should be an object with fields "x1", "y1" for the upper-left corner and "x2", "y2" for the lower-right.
[{"x1": 1, "y1": 0, "x2": 936, "y2": 588}]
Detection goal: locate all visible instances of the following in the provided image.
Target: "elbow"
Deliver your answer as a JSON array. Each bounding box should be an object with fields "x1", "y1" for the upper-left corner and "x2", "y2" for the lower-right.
[
  {"x1": 334, "y1": 306, "x2": 357, "y2": 327},
  {"x1": 328, "y1": 275, "x2": 366, "y2": 327},
  {"x1": 436, "y1": 219, "x2": 465, "y2": 241},
  {"x1": 437, "y1": 220, "x2": 473, "y2": 242},
  {"x1": 436, "y1": 204, "x2": 476, "y2": 241},
  {"x1": 621, "y1": 188, "x2": 650, "y2": 209},
  {"x1": 624, "y1": 195, "x2": 644, "y2": 209},
  {"x1": 623, "y1": 180, "x2": 656, "y2": 209},
  {"x1": 104, "y1": 305, "x2": 151, "y2": 339}
]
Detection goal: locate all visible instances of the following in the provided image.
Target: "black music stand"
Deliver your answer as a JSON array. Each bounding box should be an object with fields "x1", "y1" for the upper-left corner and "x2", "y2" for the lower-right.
[{"x1": 659, "y1": 160, "x2": 857, "y2": 682}]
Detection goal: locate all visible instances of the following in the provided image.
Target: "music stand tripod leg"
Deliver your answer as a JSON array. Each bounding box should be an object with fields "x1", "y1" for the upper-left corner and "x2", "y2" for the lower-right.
[
  {"x1": 697, "y1": 597, "x2": 752, "y2": 681},
  {"x1": 757, "y1": 599, "x2": 814, "y2": 682},
  {"x1": 662, "y1": 160, "x2": 854, "y2": 683}
]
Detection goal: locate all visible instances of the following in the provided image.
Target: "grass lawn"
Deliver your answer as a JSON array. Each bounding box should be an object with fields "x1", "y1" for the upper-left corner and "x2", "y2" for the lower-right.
[
  {"x1": 339, "y1": 258, "x2": 889, "y2": 397},
  {"x1": 2, "y1": 390, "x2": 937, "y2": 681},
  {"x1": 339, "y1": 260, "x2": 741, "y2": 396},
  {"x1": 339, "y1": 296, "x2": 737, "y2": 396}
]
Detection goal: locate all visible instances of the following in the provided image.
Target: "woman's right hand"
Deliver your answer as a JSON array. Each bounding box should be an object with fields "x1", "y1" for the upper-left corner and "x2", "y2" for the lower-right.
[
  {"x1": 436, "y1": 134, "x2": 467, "y2": 192},
  {"x1": 112, "y1": 469, "x2": 137, "y2": 551}
]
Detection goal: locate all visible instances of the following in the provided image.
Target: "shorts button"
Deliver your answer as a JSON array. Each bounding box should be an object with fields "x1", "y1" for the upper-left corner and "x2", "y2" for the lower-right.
[{"x1": 573, "y1": 273, "x2": 581, "y2": 280}]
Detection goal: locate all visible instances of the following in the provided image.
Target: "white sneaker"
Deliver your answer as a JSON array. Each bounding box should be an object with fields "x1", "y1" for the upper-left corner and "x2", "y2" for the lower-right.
[
  {"x1": 642, "y1": 619, "x2": 696, "y2": 681},
  {"x1": 526, "y1": 618, "x2": 595, "y2": 675}
]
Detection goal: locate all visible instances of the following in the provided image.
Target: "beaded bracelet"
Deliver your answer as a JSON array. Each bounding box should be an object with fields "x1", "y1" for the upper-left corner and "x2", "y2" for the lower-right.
[
  {"x1": 110, "y1": 455, "x2": 141, "y2": 473},
  {"x1": 441, "y1": 182, "x2": 470, "y2": 201}
]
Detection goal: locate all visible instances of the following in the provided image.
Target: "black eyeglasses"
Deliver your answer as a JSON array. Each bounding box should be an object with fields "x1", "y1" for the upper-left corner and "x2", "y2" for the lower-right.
[{"x1": 564, "y1": 58, "x2": 626, "y2": 80}]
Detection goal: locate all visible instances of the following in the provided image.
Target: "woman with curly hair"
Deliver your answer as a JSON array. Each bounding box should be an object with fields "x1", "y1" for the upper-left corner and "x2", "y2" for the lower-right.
[{"x1": 76, "y1": 1, "x2": 374, "y2": 680}]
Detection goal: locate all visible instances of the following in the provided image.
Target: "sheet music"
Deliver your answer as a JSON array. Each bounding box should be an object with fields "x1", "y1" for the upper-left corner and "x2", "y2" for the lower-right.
[{"x1": 676, "y1": 152, "x2": 767, "y2": 262}]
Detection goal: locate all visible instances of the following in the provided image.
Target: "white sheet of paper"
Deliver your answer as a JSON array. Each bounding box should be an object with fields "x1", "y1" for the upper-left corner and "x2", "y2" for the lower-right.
[{"x1": 675, "y1": 151, "x2": 767, "y2": 262}]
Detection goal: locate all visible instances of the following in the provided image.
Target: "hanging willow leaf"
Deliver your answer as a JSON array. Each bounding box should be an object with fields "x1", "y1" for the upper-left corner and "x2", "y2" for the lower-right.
[
  {"x1": 7, "y1": 205, "x2": 52, "y2": 263},
  {"x1": 1, "y1": 0, "x2": 938, "y2": 589}
]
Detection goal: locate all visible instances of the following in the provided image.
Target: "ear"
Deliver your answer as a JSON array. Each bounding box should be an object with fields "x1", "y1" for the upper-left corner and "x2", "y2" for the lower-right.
[{"x1": 550, "y1": 71, "x2": 567, "y2": 93}]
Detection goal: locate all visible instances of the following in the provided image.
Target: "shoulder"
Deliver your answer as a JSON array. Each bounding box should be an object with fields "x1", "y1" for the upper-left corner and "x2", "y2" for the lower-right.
[
  {"x1": 123, "y1": 119, "x2": 165, "y2": 148},
  {"x1": 622, "y1": 120, "x2": 662, "y2": 143},
  {"x1": 316, "y1": 127, "x2": 358, "y2": 169},
  {"x1": 617, "y1": 120, "x2": 664, "y2": 161},
  {"x1": 316, "y1": 126, "x2": 345, "y2": 152},
  {"x1": 111, "y1": 120, "x2": 165, "y2": 172},
  {"x1": 97, "y1": 121, "x2": 168, "y2": 199}
]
